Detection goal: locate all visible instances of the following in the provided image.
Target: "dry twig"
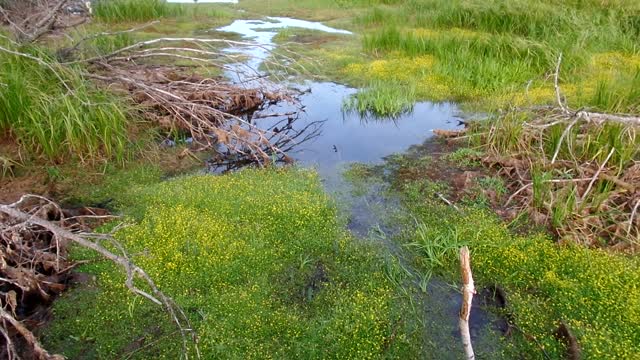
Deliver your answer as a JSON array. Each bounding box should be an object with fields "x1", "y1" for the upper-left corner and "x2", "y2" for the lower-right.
[
  {"x1": 459, "y1": 246, "x2": 475, "y2": 360},
  {"x1": 0, "y1": 195, "x2": 200, "y2": 359}
]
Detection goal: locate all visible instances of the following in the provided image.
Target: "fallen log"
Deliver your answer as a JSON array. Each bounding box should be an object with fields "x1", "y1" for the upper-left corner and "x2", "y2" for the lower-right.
[{"x1": 433, "y1": 128, "x2": 467, "y2": 138}]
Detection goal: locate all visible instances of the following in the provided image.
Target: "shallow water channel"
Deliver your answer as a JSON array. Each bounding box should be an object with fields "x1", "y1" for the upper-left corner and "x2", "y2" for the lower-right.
[{"x1": 212, "y1": 16, "x2": 504, "y2": 358}]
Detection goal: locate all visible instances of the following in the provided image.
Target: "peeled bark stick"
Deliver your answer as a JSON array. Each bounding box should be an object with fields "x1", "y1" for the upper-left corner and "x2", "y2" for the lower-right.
[{"x1": 459, "y1": 246, "x2": 476, "y2": 360}]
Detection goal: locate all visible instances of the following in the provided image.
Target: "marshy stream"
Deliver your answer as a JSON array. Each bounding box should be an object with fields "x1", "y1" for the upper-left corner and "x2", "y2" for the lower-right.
[{"x1": 211, "y1": 16, "x2": 504, "y2": 357}]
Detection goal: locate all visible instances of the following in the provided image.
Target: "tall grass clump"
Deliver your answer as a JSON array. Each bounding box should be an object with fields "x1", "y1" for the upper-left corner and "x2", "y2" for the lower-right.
[
  {"x1": 343, "y1": 81, "x2": 416, "y2": 118},
  {"x1": 93, "y1": 0, "x2": 185, "y2": 23},
  {"x1": 0, "y1": 45, "x2": 130, "y2": 163}
]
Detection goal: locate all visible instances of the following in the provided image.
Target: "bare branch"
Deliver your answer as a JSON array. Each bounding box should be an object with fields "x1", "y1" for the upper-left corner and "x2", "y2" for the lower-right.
[
  {"x1": 0, "y1": 306, "x2": 65, "y2": 360},
  {"x1": 580, "y1": 147, "x2": 615, "y2": 203},
  {"x1": 0, "y1": 196, "x2": 201, "y2": 358},
  {"x1": 459, "y1": 246, "x2": 475, "y2": 360}
]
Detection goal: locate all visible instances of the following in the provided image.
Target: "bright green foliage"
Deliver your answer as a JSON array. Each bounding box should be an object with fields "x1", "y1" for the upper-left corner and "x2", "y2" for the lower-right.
[
  {"x1": 94, "y1": 0, "x2": 185, "y2": 23},
  {"x1": 343, "y1": 81, "x2": 416, "y2": 117},
  {"x1": 0, "y1": 44, "x2": 130, "y2": 163},
  {"x1": 443, "y1": 148, "x2": 482, "y2": 168},
  {"x1": 402, "y1": 182, "x2": 640, "y2": 359},
  {"x1": 43, "y1": 169, "x2": 420, "y2": 358},
  {"x1": 337, "y1": 0, "x2": 640, "y2": 111},
  {"x1": 92, "y1": 0, "x2": 230, "y2": 23}
]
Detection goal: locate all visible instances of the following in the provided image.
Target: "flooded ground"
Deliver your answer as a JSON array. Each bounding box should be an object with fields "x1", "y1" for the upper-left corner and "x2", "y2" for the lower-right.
[
  {"x1": 212, "y1": 15, "x2": 507, "y2": 358},
  {"x1": 216, "y1": 17, "x2": 461, "y2": 182},
  {"x1": 216, "y1": 17, "x2": 461, "y2": 233}
]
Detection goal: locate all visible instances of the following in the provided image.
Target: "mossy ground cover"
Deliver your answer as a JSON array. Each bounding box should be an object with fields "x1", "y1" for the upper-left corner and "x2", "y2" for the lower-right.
[
  {"x1": 346, "y1": 148, "x2": 640, "y2": 359},
  {"x1": 42, "y1": 168, "x2": 423, "y2": 359},
  {"x1": 406, "y1": 197, "x2": 640, "y2": 359}
]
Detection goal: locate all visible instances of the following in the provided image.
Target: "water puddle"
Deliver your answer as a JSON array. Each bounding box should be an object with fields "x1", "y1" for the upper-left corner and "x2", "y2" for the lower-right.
[
  {"x1": 218, "y1": 17, "x2": 351, "y2": 75},
  {"x1": 216, "y1": 18, "x2": 458, "y2": 181},
  {"x1": 213, "y1": 16, "x2": 505, "y2": 357}
]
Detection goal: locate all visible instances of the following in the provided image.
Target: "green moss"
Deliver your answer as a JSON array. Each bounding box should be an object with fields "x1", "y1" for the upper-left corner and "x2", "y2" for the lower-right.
[
  {"x1": 43, "y1": 168, "x2": 422, "y2": 358},
  {"x1": 443, "y1": 148, "x2": 483, "y2": 168},
  {"x1": 401, "y1": 187, "x2": 640, "y2": 359}
]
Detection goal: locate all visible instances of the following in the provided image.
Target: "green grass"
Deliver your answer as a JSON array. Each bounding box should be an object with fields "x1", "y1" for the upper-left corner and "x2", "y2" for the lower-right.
[
  {"x1": 274, "y1": 0, "x2": 640, "y2": 112},
  {"x1": 42, "y1": 168, "x2": 422, "y2": 359},
  {"x1": 0, "y1": 43, "x2": 130, "y2": 164},
  {"x1": 396, "y1": 173, "x2": 640, "y2": 359},
  {"x1": 443, "y1": 148, "x2": 482, "y2": 168},
  {"x1": 342, "y1": 81, "x2": 416, "y2": 117},
  {"x1": 93, "y1": 0, "x2": 233, "y2": 24},
  {"x1": 93, "y1": 0, "x2": 186, "y2": 23}
]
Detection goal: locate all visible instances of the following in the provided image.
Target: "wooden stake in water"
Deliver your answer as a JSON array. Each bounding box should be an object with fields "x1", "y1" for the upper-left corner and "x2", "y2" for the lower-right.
[{"x1": 459, "y1": 246, "x2": 476, "y2": 360}]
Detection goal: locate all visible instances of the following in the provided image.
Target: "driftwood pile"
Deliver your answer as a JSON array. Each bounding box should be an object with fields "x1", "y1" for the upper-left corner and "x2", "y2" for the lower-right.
[
  {"x1": 0, "y1": 196, "x2": 199, "y2": 359},
  {"x1": 435, "y1": 56, "x2": 639, "y2": 250},
  {"x1": 1, "y1": 0, "x2": 319, "y2": 169},
  {"x1": 0, "y1": 0, "x2": 89, "y2": 44},
  {"x1": 0, "y1": 196, "x2": 113, "y2": 359}
]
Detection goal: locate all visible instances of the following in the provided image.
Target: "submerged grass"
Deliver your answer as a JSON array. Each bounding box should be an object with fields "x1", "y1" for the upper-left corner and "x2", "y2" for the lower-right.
[
  {"x1": 342, "y1": 81, "x2": 415, "y2": 118},
  {"x1": 43, "y1": 169, "x2": 423, "y2": 358}
]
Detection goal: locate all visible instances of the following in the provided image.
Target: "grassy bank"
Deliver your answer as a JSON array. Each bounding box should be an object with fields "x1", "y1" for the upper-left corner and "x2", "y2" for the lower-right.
[
  {"x1": 407, "y1": 194, "x2": 640, "y2": 359},
  {"x1": 345, "y1": 151, "x2": 640, "y2": 358},
  {"x1": 93, "y1": 0, "x2": 231, "y2": 23},
  {"x1": 0, "y1": 0, "x2": 234, "y2": 183},
  {"x1": 42, "y1": 168, "x2": 423, "y2": 358},
  {"x1": 0, "y1": 42, "x2": 131, "y2": 163},
  {"x1": 260, "y1": 0, "x2": 640, "y2": 115}
]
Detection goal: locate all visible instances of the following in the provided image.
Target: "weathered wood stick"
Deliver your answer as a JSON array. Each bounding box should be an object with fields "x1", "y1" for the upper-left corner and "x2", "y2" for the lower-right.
[{"x1": 459, "y1": 246, "x2": 476, "y2": 360}]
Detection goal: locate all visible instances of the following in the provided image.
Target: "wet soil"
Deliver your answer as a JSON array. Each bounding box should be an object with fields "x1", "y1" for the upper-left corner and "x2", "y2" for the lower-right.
[{"x1": 212, "y1": 16, "x2": 509, "y2": 357}]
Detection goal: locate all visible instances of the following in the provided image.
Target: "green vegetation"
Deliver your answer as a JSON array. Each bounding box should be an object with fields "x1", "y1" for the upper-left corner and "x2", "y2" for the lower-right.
[
  {"x1": 341, "y1": 140, "x2": 640, "y2": 358},
  {"x1": 2, "y1": 1, "x2": 638, "y2": 358},
  {"x1": 93, "y1": 0, "x2": 232, "y2": 24},
  {"x1": 93, "y1": 0, "x2": 186, "y2": 23},
  {"x1": 269, "y1": 0, "x2": 640, "y2": 115},
  {"x1": 43, "y1": 169, "x2": 422, "y2": 358},
  {"x1": 343, "y1": 81, "x2": 415, "y2": 118},
  {"x1": 443, "y1": 148, "x2": 482, "y2": 168},
  {"x1": 394, "y1": 171, "x2": 640, "y2": 359},
  {"x1": 0, "y1": 43, "x2": 130, "y2": 163}
]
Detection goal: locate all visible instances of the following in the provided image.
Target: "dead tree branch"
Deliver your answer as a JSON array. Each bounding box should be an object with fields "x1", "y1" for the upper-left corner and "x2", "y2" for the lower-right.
[
  {"x1": 0, "y1": 307, "x2": 64, "y2": 360},
  {"x1": 459, "y1": 246, "x2": 476, "y2": 360},
  {"x1": 553, "y1": 54, "x2": 640, "y2": 126},
  {"x1": 0, "y1": 0, "x2": 85, "y2": 44},
  {"x1": 0, "y1": 196, "x2": 200, "y2": 359}
]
